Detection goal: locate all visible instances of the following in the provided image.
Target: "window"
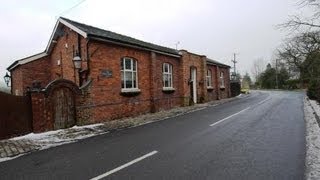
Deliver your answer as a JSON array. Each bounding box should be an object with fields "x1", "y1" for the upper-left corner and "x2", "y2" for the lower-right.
[
  {"x1": 121, "y1": 58, "x2": 139, "y2": 92},
  {"x1": 220, "y1": 71, "x2": 225, "y2": 88},
  {"x1": 163, "y1": 63, "x2": 173, "y2": 89},
  {"x1": 206, "y1": 69, "x2": 212, "y2": 88}
]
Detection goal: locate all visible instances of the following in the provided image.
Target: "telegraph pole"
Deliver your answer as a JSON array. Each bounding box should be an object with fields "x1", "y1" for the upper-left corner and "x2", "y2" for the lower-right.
[
  {"x1": 175, "y1": 41, "x2": 180, "y2": 50},
  {"x1": 231, "y1": 53, "x2": 238, "y2": 80},
  {"x1": 275, "y1": 59, "x2": 279, "y2": 89}
]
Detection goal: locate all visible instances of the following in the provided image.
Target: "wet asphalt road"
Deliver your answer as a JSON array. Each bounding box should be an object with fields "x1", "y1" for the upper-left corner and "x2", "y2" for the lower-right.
[{"x1": 0, "y1": 91, "x2": 305, "y2": 180}]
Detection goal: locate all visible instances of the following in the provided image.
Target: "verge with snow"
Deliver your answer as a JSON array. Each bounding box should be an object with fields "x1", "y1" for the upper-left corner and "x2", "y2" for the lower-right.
[{"x1": 304, "y1": 97, "x2": 320, "y2": 180}]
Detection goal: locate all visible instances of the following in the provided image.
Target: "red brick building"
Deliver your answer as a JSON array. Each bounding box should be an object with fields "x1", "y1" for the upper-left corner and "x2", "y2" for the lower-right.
[{"x1": 7, "y1": 17, "x2": 230, "y2": 132}]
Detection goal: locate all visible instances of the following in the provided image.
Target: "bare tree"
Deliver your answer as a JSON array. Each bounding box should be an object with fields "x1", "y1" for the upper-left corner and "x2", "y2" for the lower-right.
[
  {"x1": 251, "y1": 58, "x2": 266, "y2": 82},
  {"x1": 277, "y1": 31, "x2": 320, "y2": 81},
  {"x1": 279, "y1": 0, "x2": 320, "y2": 31}
]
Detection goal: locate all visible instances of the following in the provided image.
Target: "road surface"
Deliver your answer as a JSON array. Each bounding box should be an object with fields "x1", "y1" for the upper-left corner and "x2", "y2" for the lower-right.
[{"x1": 0, "y1": 91, "x2": 306, "y2": 180}]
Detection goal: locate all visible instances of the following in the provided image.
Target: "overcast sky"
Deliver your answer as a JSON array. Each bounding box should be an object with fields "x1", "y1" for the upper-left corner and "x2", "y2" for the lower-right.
[{"x1": 0, "y1": 0, "x2": 312, "y2": 85}]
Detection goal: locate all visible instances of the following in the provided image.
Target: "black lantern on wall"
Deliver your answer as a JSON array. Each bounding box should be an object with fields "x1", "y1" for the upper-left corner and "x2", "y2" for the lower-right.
[{"x1": 3, "y1": 72, "x2": 11, "y2": 87}]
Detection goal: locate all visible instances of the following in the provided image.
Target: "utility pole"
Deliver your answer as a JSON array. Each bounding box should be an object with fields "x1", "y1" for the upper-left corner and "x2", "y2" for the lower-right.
[
  {"x1": 175, "y1": 41, "x2": 180, "y2": 50},
  {"x1": 275, "y1": 59, "x2": 279, "y2": 89},
  {"x1": 231, "y1": 53, "x2": 238, "y2": 80}
]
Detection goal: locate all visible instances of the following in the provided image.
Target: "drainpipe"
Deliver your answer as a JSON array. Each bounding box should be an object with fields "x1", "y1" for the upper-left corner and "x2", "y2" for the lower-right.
[{"x1": 86, "y1": 38, "x2": 90, "y2": 76}]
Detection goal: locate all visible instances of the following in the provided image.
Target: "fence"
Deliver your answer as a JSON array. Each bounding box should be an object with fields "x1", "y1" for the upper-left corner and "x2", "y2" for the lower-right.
[{"x1": 0, "y1": 92, "x2": 32, "y2": 140}]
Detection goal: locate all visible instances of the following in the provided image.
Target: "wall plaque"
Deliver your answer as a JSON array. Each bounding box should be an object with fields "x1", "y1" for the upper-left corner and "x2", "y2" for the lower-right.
[{"x1": 101, "y1": 69, "x2": 113, "y2": 78}]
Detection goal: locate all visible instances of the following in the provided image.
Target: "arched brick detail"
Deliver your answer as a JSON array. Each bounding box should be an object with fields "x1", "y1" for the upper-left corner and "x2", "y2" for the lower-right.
[{"x1": 44, "y1": 79, "x2": 81, "y2": 97}]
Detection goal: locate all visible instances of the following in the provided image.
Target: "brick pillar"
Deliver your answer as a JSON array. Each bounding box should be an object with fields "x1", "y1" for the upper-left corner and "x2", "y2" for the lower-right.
[
  {"x1": 30, "y1": 91, "x2": 52, "y2": 132},
  {"x1": 216, "y1": 66, "x2": 221, "y2": 100},
  {"x1": 201, "y1": 56, "x2": 208, "y2": 102},
  {"x1": 227, "y1": 68, "x2": 231, "y2": 98},
  {"x1": 179, "y1": 51, "x2": 189, "y2": 106},
  {"x1": 150, "y1": 52, "x2": 157, "y2": 112}
]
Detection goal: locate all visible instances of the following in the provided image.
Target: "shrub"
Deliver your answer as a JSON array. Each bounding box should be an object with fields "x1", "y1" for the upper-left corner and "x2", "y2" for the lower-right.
[
  {"x1": 307, "y1": 79, "x2": 320, "y2": 103},
  {"x1": 286, "y1": 79, "x2": 299, "y2": 89}
]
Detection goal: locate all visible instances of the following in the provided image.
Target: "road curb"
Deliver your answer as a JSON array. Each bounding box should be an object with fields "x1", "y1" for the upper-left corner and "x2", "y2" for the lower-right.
[
  {"x1": 304, "y1": 97, "x2": 320, "y2": 180},
  {"x1": 0, "y1": 95, "x2": 245, "y2": 162}
]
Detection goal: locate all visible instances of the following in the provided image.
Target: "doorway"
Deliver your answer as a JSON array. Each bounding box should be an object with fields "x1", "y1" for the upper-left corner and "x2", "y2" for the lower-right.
[
  {"x1": 190, "y1": 67, "x2": 197, "y2": 104},
  {"x1": 52, "y1": 87, "x2": 76, "y2": 129}
]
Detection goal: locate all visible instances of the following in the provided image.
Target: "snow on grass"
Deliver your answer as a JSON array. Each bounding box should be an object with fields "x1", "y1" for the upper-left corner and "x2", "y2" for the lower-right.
[
  {"x1": 11, "y1": 129, "x2": 64, "y2": 141},
  {"x1": 5, "y1": 123, "x2": 108, "y2": 155},
  {"x1": 71, "y1": 123, "x2": 104, "y2": 130},
  {"x1": 310, "y1": 100, "x2": 320, "y2": 117},
  {"x1": 11, "y1": 123, "x2": 104, "y2": 141},
  {"x1": 0, "y1": 154, "x2": 24, "y2": 163},
  {"x1": 304, "y1": 97, "x2": 320, "y2": 180}
]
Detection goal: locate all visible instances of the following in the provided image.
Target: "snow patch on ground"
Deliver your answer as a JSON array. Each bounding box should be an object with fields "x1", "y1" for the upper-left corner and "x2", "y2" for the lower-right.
[
  {"x1": 304, "y1": 97, "x2": 320, "y2": 180},
  {"x1": 71, "y1": 123, "x2": 104, "y2": 130},
  {"x1": 310, "y1": 100, "x2": 320, "y2": 117},
  {"x1": 0, "y1": 154, "x2": 24, "y2": 163},
  {"x1": 11, "y1": 129, "x2": 63, "y2": 141},
  {"x1": 0, "y1": 95, "x2": 240, "y2": 163},
  {"x1": 4, "y1": 124, "x2": 108, "y2": 155}
]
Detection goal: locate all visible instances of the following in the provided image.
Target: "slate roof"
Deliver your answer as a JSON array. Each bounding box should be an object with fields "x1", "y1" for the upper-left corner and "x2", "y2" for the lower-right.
[
  {"x1": 60, "y1": 17, "x2": 180, "y2": 56},
  {"x1": 207, "y1": 58, "x2": 230, "y2": 67}
]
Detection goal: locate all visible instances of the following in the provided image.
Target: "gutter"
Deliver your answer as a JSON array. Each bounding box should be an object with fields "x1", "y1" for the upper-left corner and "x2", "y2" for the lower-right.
[{"x1": 89, "y1": 35, "x2": 181, "y2": 58}]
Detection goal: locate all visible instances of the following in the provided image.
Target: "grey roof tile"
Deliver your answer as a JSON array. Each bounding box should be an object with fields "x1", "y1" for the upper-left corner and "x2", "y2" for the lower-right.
[
  {"x1": 61, "y1": 17, "x2": 179, "y2": 56},
  {"x1": 207, "y1": 58, "x2": 230, "y2": 67}
]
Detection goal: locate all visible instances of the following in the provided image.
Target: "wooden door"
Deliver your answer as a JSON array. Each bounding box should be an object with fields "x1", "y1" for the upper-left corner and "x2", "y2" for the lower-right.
[{"x1": 52, "y1": 87, "x2": 76, "y2": 129}]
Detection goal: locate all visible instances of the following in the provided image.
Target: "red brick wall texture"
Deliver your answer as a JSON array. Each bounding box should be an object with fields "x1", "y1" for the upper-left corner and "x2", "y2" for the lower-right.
[{"x1": 10, "y1": 23, "x2": 231, "y2": 130}]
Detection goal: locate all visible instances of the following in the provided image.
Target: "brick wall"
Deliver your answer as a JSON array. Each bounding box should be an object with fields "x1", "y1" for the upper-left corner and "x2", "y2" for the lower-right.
[
  {"x1": 11, "y1": 56, "x2": 50, "y2": 96},
  {"x1": 50, "y1": 25, "x2": 88, "y2": 83},
  {"x1": 151, "y1": 53, "x2": 182, "y2": 111},
  {"x1": 76, "y1": 41, "x2": 182, "y2": 123},
  {"x1": 207, "y1": 64, "x2": 218, "y2": 101},
  {"x1": 218, "y1": 67, "x2": 231, "y2": 99},
  {"x1": 8, "y1": 23, "x2": 232, "y2": 132},
  {"x1": 30, "y1": 92, "x2": 53, "y2": 132},
  {"x1": 180, "y1": 50, "x2": 207, "y2": 105},
  {"x1": 11, "y1": 66, "x2": 23, "y2": 95}
]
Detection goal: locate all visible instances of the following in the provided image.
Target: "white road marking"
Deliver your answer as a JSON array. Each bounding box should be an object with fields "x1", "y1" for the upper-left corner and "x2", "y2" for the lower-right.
[
  {"x1": 256, "y1": 97, "x2": 271, "y2": 106},
  {"x1": 90, "y1": 150, "x2": 158, "y2": 180},
  {"x1": 210, "y1": 107, "x2": 251, "y2": 127}
]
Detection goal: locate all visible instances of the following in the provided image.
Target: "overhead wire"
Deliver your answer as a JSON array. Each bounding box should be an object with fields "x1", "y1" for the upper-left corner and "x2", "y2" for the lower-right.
[{"x1": 56, "y1": 0, "x2": 88, "y2": 18}]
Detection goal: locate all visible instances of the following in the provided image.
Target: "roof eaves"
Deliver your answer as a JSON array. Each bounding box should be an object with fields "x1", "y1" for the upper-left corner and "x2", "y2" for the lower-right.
[
  {"x1": 206, "y1": 58, "x2": 231, "y2": 68},
  {"x1": 59, "y1": 17, "x2": 179, "y2": 56},
  {"x1": 89, "y1": 35, "x2": 181, "y2": 58},
  {"x1": 59, "y1": 18, "x2": 87, "y2": 38},
  {"x1": 45, "y1": 17, "x2": 88, "y2": 54},
  {"x1": 7, "y1": 52, "x2": 48, "y2": 71}
]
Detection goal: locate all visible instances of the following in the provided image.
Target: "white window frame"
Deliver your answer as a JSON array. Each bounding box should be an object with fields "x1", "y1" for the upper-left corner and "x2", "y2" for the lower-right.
[
  {"x1": 121, "y1": 57, "x2": 140, "y2": 92},
  {"x1": 162, "y1": 63, "x2": 174, "y2": 90},
  {"x1": 206, "y1": 69, "x2": 213, "y2": 88},
  {"x1": 220, "y1": 71, "x2": 225, "y2": 88}
]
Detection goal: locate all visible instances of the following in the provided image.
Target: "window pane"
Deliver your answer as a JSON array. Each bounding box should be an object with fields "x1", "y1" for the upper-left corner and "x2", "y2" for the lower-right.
[
  {"x1": 164, "y1": 64, "x2": 168, "y2": 72},
  {"x1": 164, "y1": 74, "x2": 168, "y2": 87},
  {"x1": 125, "y1": 59, "x2": 131, "y2": 70},
  {"x1": 133, "y1": 72, "x2": 137, "y2": 88},
  {"x1": 164, "y1": 74, "x2": 168, "y2": 81},
  {"x1": 133, "y1": 60, "x2": 136, "y2": 71},
  {"x1": 125, "y1": 72, "x2": 133, "y2": 88}
]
